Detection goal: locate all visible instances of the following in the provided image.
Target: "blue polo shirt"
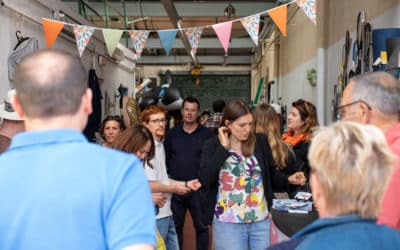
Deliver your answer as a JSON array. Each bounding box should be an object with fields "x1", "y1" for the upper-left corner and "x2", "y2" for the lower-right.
[
  {"x1": 164, "y1": 124, "x2": 213, "y2": 180},
  {"x1": 0, "y1": 129, "x2": 156, "y2": 250}
]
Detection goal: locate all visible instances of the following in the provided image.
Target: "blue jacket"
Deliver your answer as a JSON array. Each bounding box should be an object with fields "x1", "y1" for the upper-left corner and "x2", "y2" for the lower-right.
[{"x1": 268, "y1": 214, "x2": 400, "y2": 250}]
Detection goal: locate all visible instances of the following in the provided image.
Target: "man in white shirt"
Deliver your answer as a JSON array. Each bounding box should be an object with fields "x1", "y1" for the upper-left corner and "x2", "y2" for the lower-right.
[{"x1": 141, "y1": 105, "x2": 201, "y2": 250}]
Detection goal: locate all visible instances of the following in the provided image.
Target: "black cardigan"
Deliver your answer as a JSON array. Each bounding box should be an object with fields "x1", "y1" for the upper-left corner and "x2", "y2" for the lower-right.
[
  {"x1": 199, "y1": 133, "x2": 289, "y2": 225},
  {"x1": 273, "y1": 149, "x2": 298, "y2": 194},
  {"x1": 291, "y1": 140, "x2": 311, "y2": 180}
]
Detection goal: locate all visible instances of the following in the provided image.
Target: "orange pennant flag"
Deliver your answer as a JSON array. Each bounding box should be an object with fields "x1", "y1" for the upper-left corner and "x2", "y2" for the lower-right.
[
  {"x1": 267, "y1": 4, "x2": 287, "y2": 36},
  {"x1": 42, "y1": 18, "x2": 65, "y2": 48}
]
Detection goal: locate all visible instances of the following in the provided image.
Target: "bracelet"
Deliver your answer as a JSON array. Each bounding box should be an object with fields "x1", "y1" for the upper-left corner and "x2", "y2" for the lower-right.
[{"x1": 185, "y1": 181, "x2": 188, "y2": 188}]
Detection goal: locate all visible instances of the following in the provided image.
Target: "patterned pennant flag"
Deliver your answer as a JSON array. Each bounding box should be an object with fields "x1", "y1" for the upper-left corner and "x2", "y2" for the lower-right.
[
  {"x1": 240, "y1": 14, "x2": 260, "y2": 46},
  {"x1": 102, "y1": 29, "x2": 124, "y2": 56},
  {"x1": 72, "y1": 25, "x2": 95, "y2": 57},
  {"x1": 268, "y1": 4, "x2": 288, "y2": 36},
  {"x1": 185, "y1": 27, "x2": 203, "y2": 55},
  {"x1": 42, "y1": 18, "x2": 65, "y2": 48},
  {"x1": 212, "y1": 21, "x2": 232, "y2": 54},
  {"x1": 296, "y1": 0, "x2": 316, "y2": 24},
  {"x1": 129, "y1": 30, "x2": 150, "y2": 58},
  {"x1": 157, "y1": 30, "x2": 178, "y2": 55}
]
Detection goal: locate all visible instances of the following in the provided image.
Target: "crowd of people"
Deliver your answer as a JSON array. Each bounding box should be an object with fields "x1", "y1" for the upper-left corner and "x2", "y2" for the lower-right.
[{"x1": 0, "y1": 48, "x2": 399, "y2": 250}]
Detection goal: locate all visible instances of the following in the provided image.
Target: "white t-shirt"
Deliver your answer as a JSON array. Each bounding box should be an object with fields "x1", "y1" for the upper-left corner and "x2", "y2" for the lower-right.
[{"x1": 144, "y1": 139, "x2": 172, "y2": 219}]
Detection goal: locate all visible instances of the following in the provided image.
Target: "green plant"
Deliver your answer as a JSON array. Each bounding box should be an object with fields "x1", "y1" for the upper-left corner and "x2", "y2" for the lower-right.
[{"x1": 307, "y1": 68, "x2": 317, "y2": 87}]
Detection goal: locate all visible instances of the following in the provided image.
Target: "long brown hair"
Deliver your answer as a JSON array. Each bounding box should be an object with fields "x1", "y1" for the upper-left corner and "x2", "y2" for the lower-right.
[
  {"x1": 292, "y1": 99, "x2": 319, "y2": 135},
  {"x1": 110, "y1": 124, "x2": 155, "y2": 167},
  {"x1": 254, "y1": 104, "x2": 290, "y2": 169},
  {"x1": 222, "y1": 100, "x2": 255, "y2": 157}
]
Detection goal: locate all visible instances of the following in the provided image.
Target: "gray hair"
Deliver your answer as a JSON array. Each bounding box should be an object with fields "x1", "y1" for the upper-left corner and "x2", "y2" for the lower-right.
[
  {"x1": 350, "y1": 72, "x2": 400, "y2": 118},
  {"x1": 309, "y1": 121, "x2": 395, "y2": 218}
]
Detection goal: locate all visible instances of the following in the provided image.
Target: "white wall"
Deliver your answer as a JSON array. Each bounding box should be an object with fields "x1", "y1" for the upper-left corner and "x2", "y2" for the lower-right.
[
  {"x1": 275, "y1": 2, "x2": 400, "y2": 126},
  {"x1": 279, "y1": 58, "x2": 317, "y2": 111},
  {"x1": 0, "y1": 0, "x2": 135, "y2": 118},
  {"x1": 254, "y1": 6, "x2": 318, "y2": 118},
  {"x1": 324, "y1": 3, "x2": 400, "y2": 124}
]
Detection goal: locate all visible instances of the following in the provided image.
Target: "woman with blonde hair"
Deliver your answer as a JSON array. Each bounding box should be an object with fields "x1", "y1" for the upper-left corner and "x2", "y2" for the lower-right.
[
  {"x1": 254, "y1": 104, "x2": 304, "y2": 197},
  {"x1": 268, "y1": 122, "x2": 400, "y2": 250}
]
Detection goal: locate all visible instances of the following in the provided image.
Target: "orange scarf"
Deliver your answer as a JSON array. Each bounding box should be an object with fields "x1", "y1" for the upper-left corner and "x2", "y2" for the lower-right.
[{"x1": 282, "y1": 130, "x2": 310, "y2": 146}]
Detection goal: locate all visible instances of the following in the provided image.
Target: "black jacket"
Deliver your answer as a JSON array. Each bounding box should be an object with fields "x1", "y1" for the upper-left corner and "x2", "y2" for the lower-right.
[
  {"x1": 273, "y1": 148, "x2": 298, "y2": 194},
  {"x1": 199, "y1": 133, "x2": 289, "y2": 225},
  {"x1": 83, "y1": 69, "x2": 102, "y2": 142},
  {"x1": 292, "y1": 141, "x2": 311, "y2": 181}
]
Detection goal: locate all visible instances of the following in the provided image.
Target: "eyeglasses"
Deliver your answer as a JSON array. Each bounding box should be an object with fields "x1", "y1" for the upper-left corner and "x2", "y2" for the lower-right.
[
  {"x1": 336, "y1": 100, "x2": 372, "y2": 120},
  {"x1": 149, "y1": 118, "x2": 167, "y2": 124}
]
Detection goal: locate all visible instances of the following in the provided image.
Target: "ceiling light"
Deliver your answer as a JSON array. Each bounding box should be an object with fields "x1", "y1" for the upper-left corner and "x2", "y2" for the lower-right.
[{"x1": 224, "y1": 3, "x2": 235, "y2": 18}]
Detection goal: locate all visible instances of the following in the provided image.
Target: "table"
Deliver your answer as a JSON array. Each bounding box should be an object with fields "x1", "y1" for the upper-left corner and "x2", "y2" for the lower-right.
[{"x1": 271, "y1": 209, "x2": 319, "y2": 237}]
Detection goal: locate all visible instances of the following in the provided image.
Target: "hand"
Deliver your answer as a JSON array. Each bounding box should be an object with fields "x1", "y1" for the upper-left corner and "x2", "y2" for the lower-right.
[
  {"x1": 218, "y1": 126, "x2": 230, "y2": 149},
  {"x1": 174, "y1": 184, "x2": 191, "y2": 195},
  {"x1": 152, "y1": 193, "x2": 168, "y2": 208},
  {"x1": 187, "y1": 179, "x2": 202, "y2": 191},
  {"x1": 288, "y1": 172, "x2": 306, "y2": 185}
]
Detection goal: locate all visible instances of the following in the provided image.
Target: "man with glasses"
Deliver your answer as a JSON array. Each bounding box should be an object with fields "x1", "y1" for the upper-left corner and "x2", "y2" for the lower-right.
[
  {"x1": 164, "y1": 97, "x2": 213, "y2": 250},
  {"x1": 339, "y1": 71, "x2": 400, "y2": 229},
  {"x1": 142, "y1": 105, "x2": 198, "y2": 250}
]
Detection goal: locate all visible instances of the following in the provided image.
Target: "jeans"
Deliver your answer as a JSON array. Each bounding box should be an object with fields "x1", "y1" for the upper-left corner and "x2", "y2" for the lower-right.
[
  {"x1": 212, "y1": 218, "x2": 271, "y2": 250},
  {"x1": 172, "y1": 191, "x2": 209, "y2": 250},
  {"x1": 157, "y1": 216, "x2": 179, "y2": 250}
]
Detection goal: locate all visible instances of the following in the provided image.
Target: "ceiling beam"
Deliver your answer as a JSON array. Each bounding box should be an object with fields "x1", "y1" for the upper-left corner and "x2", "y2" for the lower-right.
[
  {"x1": 160, "y1": 0, "x2": 198, "y2": 66},
  {"x1": 62, "y1": 2, "x2": 275, "y2": 17},
  {"x1": 137, "y1": 55, "x2": 251, "y2": 65}
]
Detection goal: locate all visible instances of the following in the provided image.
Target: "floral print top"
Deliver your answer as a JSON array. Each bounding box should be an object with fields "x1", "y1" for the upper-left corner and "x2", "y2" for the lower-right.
[{"x1": 214, "y1": 151, "x2": 269, "y2": 223}]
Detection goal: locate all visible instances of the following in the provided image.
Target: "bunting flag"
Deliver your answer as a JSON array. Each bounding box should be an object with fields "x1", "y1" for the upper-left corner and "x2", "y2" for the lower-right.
[
  {"x1": 157, "y1": 30, "x2": 178, "y2": 55},
  {"x1": 72, "y1": 25, "x2": 95, "y2": 57},
  {"x1": 240, "y1": 14, "x2": 260, "y2": 46},
  {"x1": 129, "y1": 30, "x2": 150, "y2": 58},
  {"x1": 212, "y1": 21, "x2": 232, "y2": 54},
  {"x1": 41, "y1": 1, "x2": 306, "y2": 58},
  {"x1": 296, "y1": 0, "x2": 316, "y2": 24},
  {"x1": 42, "y1": 18, "x2": 65, "y2": 48},
  {"x1": 185, "y1": 27, "x2": 203, "y2": 55},
  {"x1": 102, "y1": 29, "x2": 124, "y2": 56},
  {"x1": 268, "y1": 4, "x2": 288, "y2": 37}
]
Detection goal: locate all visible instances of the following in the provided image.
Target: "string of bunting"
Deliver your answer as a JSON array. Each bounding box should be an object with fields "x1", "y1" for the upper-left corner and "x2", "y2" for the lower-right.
[{"x1": 42, "y1": 0, "x2": 315, "y2": 58}]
